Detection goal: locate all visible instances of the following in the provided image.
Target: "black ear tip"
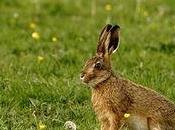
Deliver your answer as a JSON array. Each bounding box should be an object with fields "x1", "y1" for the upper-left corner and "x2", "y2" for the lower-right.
[
  {"x1": 106, "y1": 24, "x2": 112, "y2": 27},
  {"x1": 105, "y1": 24, "x2": 113, "y2": 31},
  {"x1": 113, "y1": 25, "x2": 120, "y2": 29},
  {"x1": 109, "y1": 24, "x2": 120, "y2": 32},
  {"x1": 105, "y1": 24, "x2": 120, "y2": 29}
]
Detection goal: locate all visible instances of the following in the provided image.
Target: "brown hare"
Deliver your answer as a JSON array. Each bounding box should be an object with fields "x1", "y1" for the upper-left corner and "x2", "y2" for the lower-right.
[{"x1": 80, "y1": 24, "x2": 175, "y2": 130}]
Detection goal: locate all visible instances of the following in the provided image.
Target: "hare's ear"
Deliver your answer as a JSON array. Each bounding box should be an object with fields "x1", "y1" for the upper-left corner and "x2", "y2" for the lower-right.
[
  {"x1": 106, "y1": 25, "x2": 120, "y2": 55},
  {"x1": 98, "y1": 24, "x2": 112, "y2": 42},
  {"x1": 97, "y1": 24, "x2": 112, "y2": 56}
]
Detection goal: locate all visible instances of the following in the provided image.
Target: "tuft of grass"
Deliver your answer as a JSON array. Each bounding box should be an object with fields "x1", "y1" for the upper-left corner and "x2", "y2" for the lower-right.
[{"x1": 0, "y1": 0, "x2": 174, "y2": 129}]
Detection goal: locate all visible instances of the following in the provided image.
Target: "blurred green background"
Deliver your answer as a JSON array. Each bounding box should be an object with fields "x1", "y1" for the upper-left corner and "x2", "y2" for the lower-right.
[{"x1": 0, "y1": 0, "x2": 175, "y2": 129}]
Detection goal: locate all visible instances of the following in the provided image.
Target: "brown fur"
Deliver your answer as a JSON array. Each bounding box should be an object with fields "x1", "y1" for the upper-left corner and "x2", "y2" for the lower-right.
[{"x1": 80, "y1": 24, "x2": 175, "y2": 130}]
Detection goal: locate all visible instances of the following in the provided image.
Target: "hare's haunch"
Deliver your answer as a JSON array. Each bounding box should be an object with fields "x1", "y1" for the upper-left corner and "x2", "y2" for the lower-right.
[{"x1": 80, "y1": 24, "x2": 175, "y2": 130}]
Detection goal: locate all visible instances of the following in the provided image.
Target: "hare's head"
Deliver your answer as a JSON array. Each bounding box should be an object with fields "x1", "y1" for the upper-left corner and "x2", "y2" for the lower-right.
[{"x1": 80, "y1": 24, "x2": 120, "y2": 86}]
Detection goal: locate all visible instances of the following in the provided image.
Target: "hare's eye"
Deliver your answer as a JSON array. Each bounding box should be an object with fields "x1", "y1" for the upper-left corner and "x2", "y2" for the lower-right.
[{"x1": 95, "y1": 62, "x2": 102, "y2": 69}]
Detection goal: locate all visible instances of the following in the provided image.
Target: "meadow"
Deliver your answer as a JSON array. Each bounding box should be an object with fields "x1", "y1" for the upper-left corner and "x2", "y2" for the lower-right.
[{"x1": 0, "y1": 0, "x2": 175, "y2": 129}]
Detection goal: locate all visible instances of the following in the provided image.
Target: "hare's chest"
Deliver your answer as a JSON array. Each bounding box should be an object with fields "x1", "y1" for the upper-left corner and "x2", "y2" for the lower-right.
[{"x1": 91, "y1": 94, "x2": 112, "y2": 120}]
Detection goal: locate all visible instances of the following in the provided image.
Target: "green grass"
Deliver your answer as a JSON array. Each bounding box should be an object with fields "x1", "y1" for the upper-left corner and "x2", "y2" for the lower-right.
[{"x1": 0, "y1": 0, "x2": 175, "y2": 129}]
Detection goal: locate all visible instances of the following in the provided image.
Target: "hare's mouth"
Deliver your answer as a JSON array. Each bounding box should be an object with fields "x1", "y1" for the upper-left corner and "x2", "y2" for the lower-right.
[
  {"x1": 80, "y1": 76, "x2": 90, "y2": 84},
  {"x1": 81, "y1": 77, "x2": 101, "y2": 88},
  {"x1": 80, "y1": 75, "x2": 96, "y2": 86}
]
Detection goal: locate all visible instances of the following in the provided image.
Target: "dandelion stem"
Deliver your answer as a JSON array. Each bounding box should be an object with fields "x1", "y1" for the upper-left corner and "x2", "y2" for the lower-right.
[{"x1": 91, "y1": 0, "x2": 97, "y2": 17}]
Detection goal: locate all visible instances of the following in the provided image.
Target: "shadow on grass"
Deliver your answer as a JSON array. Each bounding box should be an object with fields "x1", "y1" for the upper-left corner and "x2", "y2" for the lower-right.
[{"x1": 145, "y1": 41, "x2": 175, "y2": 55}]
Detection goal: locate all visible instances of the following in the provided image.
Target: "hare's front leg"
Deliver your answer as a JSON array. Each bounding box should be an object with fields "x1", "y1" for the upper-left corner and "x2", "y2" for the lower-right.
[
  {"x1": 147, "y1": 118, "x2": 161, "y2": 130},
  {"x1": 100, "y1": 118, "x2": 110, "y2": 130},
  {"x1": 109, "y1": 114, "x2": 121, "y2": 130},
  {"x1": 98, "y1": 111, "x2": 122, "y2": 130},
  {"x1": 100, "y1": 118, "x2": 120, "y2": 130},
  {"x1": 109, "y1": 120, "x2": 121, "y2": 130}
]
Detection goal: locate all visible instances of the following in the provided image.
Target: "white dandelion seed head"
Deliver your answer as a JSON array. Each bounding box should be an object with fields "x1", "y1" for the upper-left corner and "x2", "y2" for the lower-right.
[{"x1": 64, "y1": 121, "x2": 76, "y2": 130}]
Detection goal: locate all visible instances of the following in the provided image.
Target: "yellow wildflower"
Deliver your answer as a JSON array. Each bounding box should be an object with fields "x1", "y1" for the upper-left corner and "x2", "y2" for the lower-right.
[
  {"x1": 124, "y1": 113, "x2": 130, "y2": 118},
  {"x1": 32, "y1": 32, "x2": 40, "y2": 40},
  {"x1": 37, "y1": 56, "x2": 44, "y2": 62},
  {"x1": 39, "y1": 121, "x2": 46, "y2": 130},
  {"x1": 29, "y1": 22, "x2": 37, "y2": 29},
  {"x1": 105, "y1": 4, "x2": 112, "y2": 12},
  {"x1": 52, "y1": 37, "x2": 57, "y2": 42}
]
